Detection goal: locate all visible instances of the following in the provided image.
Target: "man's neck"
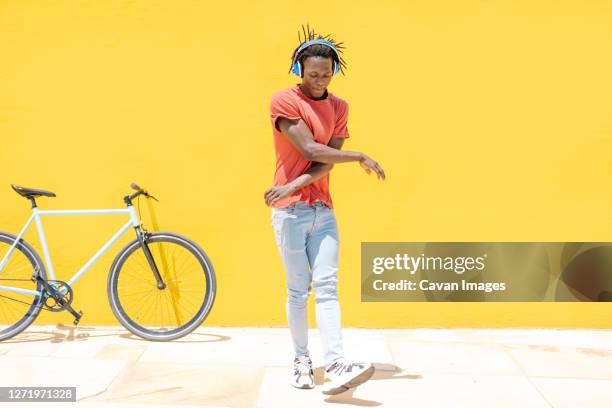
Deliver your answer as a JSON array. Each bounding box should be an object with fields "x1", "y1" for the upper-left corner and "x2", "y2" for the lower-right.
[{"x1": 299, "y1": 84, "x2": 328, "y2": 101}]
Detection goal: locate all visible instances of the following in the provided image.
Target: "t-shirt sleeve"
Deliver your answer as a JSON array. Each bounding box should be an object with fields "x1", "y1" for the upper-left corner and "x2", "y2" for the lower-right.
[
  {"x1": 270, "y1": 92, "x2": 302, "y2": 132},
  {"x1": 332, "y1": 100, "x2": 350, "y2": 139}
]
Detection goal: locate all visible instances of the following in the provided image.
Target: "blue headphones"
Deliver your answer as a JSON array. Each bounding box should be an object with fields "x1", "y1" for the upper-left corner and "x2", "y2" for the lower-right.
[{"x1": 291, "y1": 39, "x2": 341, "y2": 77}]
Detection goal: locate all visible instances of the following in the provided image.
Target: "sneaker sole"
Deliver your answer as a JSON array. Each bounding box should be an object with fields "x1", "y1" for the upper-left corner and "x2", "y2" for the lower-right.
[
  {"x1": 322, "y1": 365, "x2": 375, "y2": 395},
  {"x1": 291, "y1": 382, "x2": 315, "y2": 390}
]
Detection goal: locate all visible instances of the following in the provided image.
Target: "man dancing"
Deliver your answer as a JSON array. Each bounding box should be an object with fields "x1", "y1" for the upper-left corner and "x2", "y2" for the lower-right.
[{"x1": 265, "y1": 25, "x2": 386, "y2": 395}]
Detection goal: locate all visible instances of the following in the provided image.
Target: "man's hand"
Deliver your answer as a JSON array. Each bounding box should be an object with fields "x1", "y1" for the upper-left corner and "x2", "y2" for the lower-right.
[
  {"x1": 264, "y1": 184, "x2": 295, "y2": 207},
  {"x1": 359, "y1": 154, "x2": 386, "y2": 180},
  {"x1": 264, "y1": 137, "x2": 346, "y2": 207}
]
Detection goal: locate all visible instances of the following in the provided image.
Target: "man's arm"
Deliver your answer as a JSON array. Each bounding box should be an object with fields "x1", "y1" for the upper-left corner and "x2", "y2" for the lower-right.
[
  {"x1": 287, "y1": 137, "x2": 345, "y2": 190},
  {"x1": 277, "y1": 117, "x2": 384, "y2": 179},
  {"x1": 264, "y1": 137, "x2": 344, "y2": 206},
  {"x1": 277, "y1": 118, "x2": 361, "y2": 164}
]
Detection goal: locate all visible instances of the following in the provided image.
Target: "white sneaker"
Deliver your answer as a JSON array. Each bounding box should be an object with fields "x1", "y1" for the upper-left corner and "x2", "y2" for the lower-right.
[
  {"x1": 322, "y1": 360, "x2": 375, "y2": 395},
  {"x1": 291, "y1": 355, "x2": 314, "y2": 389}
]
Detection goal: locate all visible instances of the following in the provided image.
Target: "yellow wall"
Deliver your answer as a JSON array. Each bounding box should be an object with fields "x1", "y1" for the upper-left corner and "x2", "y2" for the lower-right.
[{"x1": 1, "y1": 0, "x2": 611, "y2": 328}]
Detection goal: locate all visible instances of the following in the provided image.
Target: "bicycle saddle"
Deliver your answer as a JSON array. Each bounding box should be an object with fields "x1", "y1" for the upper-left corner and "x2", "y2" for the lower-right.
[{"x1": 11, "y1": 184, "x2": 56, "y2": 199}]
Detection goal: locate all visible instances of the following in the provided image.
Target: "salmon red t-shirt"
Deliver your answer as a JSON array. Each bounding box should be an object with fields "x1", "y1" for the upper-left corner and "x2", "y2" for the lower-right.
[{"x1": 269, "y1": 84, "x2": 350, "y2": 209}]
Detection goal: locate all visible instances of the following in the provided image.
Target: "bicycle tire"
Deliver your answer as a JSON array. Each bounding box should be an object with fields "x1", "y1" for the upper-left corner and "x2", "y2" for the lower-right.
[
  {"x1": 108, "y1": 231, "x2": 216, "y2": 341},
  {"x1": 0, "y1": 231, "x2": 47, "y2": 341}
]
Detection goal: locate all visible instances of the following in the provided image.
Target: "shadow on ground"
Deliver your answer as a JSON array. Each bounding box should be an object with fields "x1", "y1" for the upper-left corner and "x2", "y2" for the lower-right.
[
  {"x1": 311, "y1": 363, "x2": 421, "y2": 406},
  {"x1": 3, "y1": 324, "x2": 231, "y2": 344}
]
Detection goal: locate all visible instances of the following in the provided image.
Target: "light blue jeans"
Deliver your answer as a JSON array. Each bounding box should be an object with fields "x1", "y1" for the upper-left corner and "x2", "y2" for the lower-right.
[{"x1": 271, "y1": 201, "x2": 345, "y2": 367}]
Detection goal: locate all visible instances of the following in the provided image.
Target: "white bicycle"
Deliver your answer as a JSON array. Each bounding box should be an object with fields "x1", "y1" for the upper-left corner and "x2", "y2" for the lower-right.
[{"x1": 0, "y1": 183, "x2": 216, "y2": 341}]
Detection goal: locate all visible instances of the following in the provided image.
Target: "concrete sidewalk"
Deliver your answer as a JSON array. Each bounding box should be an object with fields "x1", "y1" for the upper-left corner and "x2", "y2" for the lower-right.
[{"x1": 0, "y1": 326, "x2": 611, "y2": 407}]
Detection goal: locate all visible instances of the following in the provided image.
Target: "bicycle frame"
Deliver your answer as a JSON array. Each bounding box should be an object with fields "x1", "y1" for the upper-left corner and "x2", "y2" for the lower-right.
[{"x1": 0, "y1": 206, "x2": 141, "y2": 297}]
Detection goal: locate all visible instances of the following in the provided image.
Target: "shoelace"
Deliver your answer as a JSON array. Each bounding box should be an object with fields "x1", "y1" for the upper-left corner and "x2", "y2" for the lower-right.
[
  {"x1": 327, "y1": 360, "x2": 353, "y2": 376},
  {"x1": 294, "y1": 357, "x2": 312, "y2": 375}
]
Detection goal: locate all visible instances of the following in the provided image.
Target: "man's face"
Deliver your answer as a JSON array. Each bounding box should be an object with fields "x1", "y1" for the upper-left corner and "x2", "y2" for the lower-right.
[{"x1": 301, "y1": 56, "x2": 334, "y2": 98}]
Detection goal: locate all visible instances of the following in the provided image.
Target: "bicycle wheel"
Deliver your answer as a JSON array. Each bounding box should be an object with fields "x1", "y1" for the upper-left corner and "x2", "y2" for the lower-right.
[
  {"x1": 108, "y1": 231, "x2": 216, "y2": 341},
  {"x1": 0, "y1": 231, "x2": 47, "y2": 341}
]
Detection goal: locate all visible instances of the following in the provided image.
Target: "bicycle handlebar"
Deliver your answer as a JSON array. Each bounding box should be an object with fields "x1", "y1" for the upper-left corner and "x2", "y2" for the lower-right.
[{"x1": 124, "y1": 182, "x2": 158, "y2": 205}]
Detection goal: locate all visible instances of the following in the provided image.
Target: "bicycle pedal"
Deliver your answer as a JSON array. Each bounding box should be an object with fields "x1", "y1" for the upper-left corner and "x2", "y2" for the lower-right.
[
  {"x1": 66, "y1": 305, "x2": 83, "y2": 325},
  {"x1": 73, "y1": 310, "x2": 84, "y2": 326}
]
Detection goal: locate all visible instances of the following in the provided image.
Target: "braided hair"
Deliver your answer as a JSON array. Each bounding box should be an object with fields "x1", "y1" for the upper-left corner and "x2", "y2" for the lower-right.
[{"x1": 289, "y1": 24, "x2": 347, "y2": 76}]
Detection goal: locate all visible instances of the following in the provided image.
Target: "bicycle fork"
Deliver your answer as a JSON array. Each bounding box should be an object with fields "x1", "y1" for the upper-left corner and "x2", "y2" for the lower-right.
[{"x1": 136, "y1": 228, "x2": 166, "y2": 290}]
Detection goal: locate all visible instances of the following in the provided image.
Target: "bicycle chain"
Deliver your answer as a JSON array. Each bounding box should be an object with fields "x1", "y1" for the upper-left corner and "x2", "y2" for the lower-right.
[{"x1": 0, "y1": 277, "x2": 73, "y2": 312}]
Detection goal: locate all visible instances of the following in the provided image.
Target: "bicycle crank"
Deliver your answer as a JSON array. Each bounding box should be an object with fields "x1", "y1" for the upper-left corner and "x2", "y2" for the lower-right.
[{"x1": 36, "y1": 277, "x2": 84, "y2": 326}]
